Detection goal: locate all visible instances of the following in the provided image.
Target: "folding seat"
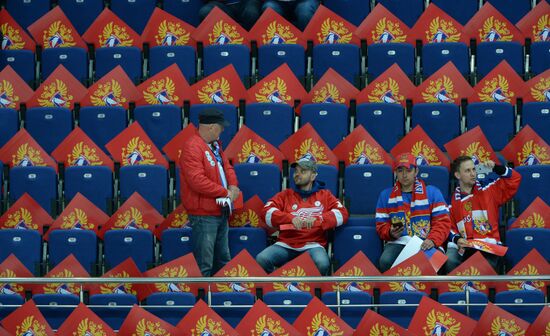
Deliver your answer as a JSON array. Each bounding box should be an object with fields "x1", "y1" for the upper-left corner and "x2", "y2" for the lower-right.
[
  {"x1": 148, "y1": 45, "x2": 196, "y2": 82},
  {"x1": 379, "y1": 291, "x2": 427, "y2": 329},
  {"x1": 133, "y1": 105, "x2": 183, "y2": 150},
  {"x1": 0, "y1": 294, "x2": 24, "y2": 320},
  {"x1": 89, "y1": 293, "x2": 138, "y2": 331},
  {"x1": 438, "y1": 291, "x2": 488, "y2": 320},
  {"x1": 530, "y1": 41, "x2": 550, "y2": 76},
  {"x1": 495, "y1": 290, "x2": 545, "y2": 323},
  {"x1": 162, "y1": 0, "x2": 203, "y2": 27},
  {"x1": 228, "y1": 227, "x2": 267, "y2": 259},
  {"x1": 79, "y1": 106, "x2": 128, "y2": 152},
  {"x1": 289, "y1": 164, "x2": 339, "y2": 197},
  {"x1": 333, "y1": 226, "x2": 382, "y2": 267},
  {"x1": 189, "y1": 104, "x2": 238, "y2": 148},
  {"x1": 234, "y1": 163, "x2": 281, "y2": 202},
  {"x1": 58, "y1": 0, "x2": 104, "y2": 35},
  {"x1": 33, "y1": 293, "x2": 80, "y2": 329},
  {"x1": 313, "y1": 44, "x2": 361, "y2": 85},
  {"x1": 346, "y1": 217, "x2": 376, "y2": 227},
  {"x1": 9, "y1": 166, "x2": 57, "y2": 215},
  {"x1": 514, "y1": 165, "x2": 550, "y2": 213},
  {"x1": 25, "y1": 107, "x2": 73, "y2": 154},
  {"x1": 378, "y1": 0, "x2": 424, "y2": 28},
  {"x1": 103, "y1": 229, "x2": 154, "y2": 272},
  {"x1": 161, "y1": 227, "x2": 193, "y2": 263},
  {"x1": 477, "y1": 42, "x2": 524, "y2": 78},
  {"x1": 119, "y1": 164, "x2": 169, "y2": 214},
  {"x1": 0, "y1": 50, "x2": 35, "y2": 85},
  {"x1": 418, "y1": 165, "x2": 450, "y2": 202},
  {"x1": 257, "y1": 44, "x2": 306, "y2": 79},
  {"x1": 344, "y1": 164, "x2": 393, "y2": 215},
  {"x1": 94, "y1": 47, "x2": 142, "y2": 83},
  {"x1": 355, "y1": 103, "x2": 405, "y2": 152},
  {"x1": 245, "y1": 103, "x2": 294, "y2": 147},
  {"x1": 300, "y1": 103, "x2": 349, "y2": 149},
  {"x1": 321, "y1": 291, "x2": 373, "y2": 328},
  {"x1": 521, "y1": 102, "x2": 550, "y2": 143},
  {"x1": 5, "y1": 0, "x2": 50, "y2": 32},
  {"x1": 367, "y1": 43, "x2": 415, "y2": 80},
  {"x1": 0, "y1": 229, "x2": 41, "y2": 275},
  {"x1": 263, "y1": 291, "x2": 313, "y2": 324},
  {"x1": 211, "y1": 292, "x2": 255, "y2": 328},
  {"x1": 486, "y1": 0, "x2": 531, "y2": 24},
  {"x1": 41, "y1": 47, "x2": 89, "y2": 83},
  {"x1": 431, "y1": 0, "x2": 479, "y2": 26},
  {"x1": 322, "y1": 0, "x2": 371, "y2": 26},
  {"x1": 145, "y1": 292, "x2": 195, "y2": 326},
  {"x1": 0, "y1": 108, "x2": 19, "y2": 148},
  {"x1": 203, "y1": 44, "x2": 250, "y2": 83},
  {"x1": 506, "y1": 229, "x2": 549, "y2": 266},
  {"x1": 64, "y1": 166, "x2": 113, "y2": 213},
  {"x1": 412, "y1": 103, "x2": 461, "y2": 151},
  {"x1": 48, "y1": 229, "x2": 98, "y2": 274},
  {"x1": 422, "y1": 42, "x2": 469, "y2": 77},
  {"x1": 110, "y1": 0, "x2": 157, "y2": 34},
  {"x1": 466, "y1": 102, "x2": 514, "y2": 151}
]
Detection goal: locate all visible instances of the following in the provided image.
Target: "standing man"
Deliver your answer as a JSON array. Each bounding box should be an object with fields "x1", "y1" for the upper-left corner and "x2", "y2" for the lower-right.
[
  {"x1": 445, "y1": 157, "x2": 521, "y2": 273},
  {"x1": 256, "y1": 157, "x2": 348, "y2": 275},
  {"x1": 180, "y1": 108, "x2": 240, "y2": 276},
  {"x1": 376, "y1": 153, "x2": 451, "y2": 272}
]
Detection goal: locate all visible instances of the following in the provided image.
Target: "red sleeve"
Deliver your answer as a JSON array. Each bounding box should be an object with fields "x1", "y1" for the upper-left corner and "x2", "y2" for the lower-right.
[
  {"x1": 262, "y1": 191, "x2": 294, "y2": 229},
  {"x1": 180, "y1": 140, "x2": 228, "y2": 198},
  {"x1": 427, "y1": 213, "x2": 452, "y2": 247},
  {"x1": 376, "y1": 221, "x2": 392, "y2": 242},
  {"x1": 320, "y1": 192, "x2": 349, "y2": 231},
  {"x1": 221, "y1": 150, "x2": 238, "y2": 187},
  {"x1": 488, "y1": 168, "x2": 522, "y2": 207}
]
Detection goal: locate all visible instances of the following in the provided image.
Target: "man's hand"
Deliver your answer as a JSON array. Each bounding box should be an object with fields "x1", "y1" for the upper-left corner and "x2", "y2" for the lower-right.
[
  {"x1": 303, "y1": 217, "x2": 316, "y2": 229},
  {"x1": 420, "y1": 238, "x2": 435, "y2": 250},
  {"x1": 456, "y1": 238, "x2": 468, "y2": 248},
  {"x1": 483, "y1": 160, "x2": 495, "y2": 170},
  {"x1": 292, "y1": 217, "x2": 303, "y2": 229},
  {"x1": 228, "y1": 185, "x2": 240, "y2": 202},
  {"x1": 389, "y1": 222, "x2": 404, "y2": 240}
]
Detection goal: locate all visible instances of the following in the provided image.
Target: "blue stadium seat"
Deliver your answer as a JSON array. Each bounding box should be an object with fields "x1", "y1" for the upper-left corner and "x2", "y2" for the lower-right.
[
  {"x1": 263, "y1": 292, "x2": 313, "y2": 324},
  {"x1": 257, "y1": 44, "x2": 306, "y2": 79},
  {"x1": 211, "y1": 292, "x2": 255, "y2": 328},
  {"x1": 41, "y1": 47, "x2": 88, "y2": 83},
  {"x1": 333, "y1": 226, "x2": 382, "y2": 267},
  {"x1": 189, "y1": 104, "x2": 238, "y2": 148},
  {"x1": 245, "y1": 103, "x2": 294, "y2": 147},
  {"x1": 134, "y1": 105, "x2": 183, "y2": 150},
  {"x1": 0, "y1": 108, "x2": 18, "y2": 148},
  {"x1": 33, "y1": 293, "x2": 79, "y2": 330},
  {"x1": 355, "y1": 103, "x2": 405, "y2": 152},
  {"x1": 438, "y1": 291, "x2": 488, "y2": 320},
  {"x1": 161, "y1": 227, "x2": 193, "y2": 263},
  {"x1": 228, "y1": 227, "x2": 267, "y2": 259},
  {"x1": 379, "y1": 291, "x2": 427, "y2": 329},
  {"x1": 5, "y1": 0, "x2": 50, "y2": 32},
  {"x1": 412, "y1": 103, "x2": 461, "y2": 151},
  {"x1": 344, "y1": 164, "x2": 393, "y2": 215},
  {"x1": 25, "y1": 107, "x2": 73, "y2": 154},
  {"x1": 0, "y1": 50, "x2": 35, "y2": 85},
  {"x1": 79, "y1": 106, "x2": 128, "y2": 152},
  {"x1": 378, "y1": 0, "x2": 424, "y2": 27},
  {"x1": 522, "y1": 102, "x2": 550, "y2": 143},
  {"x1": 110, "y1": 0, "x2": 156, "y2": 34},
  {"x1": 148, "y1": 46, "x2": 196, "y2": 82},
  {"x1": 515, "y1": 165, "x2": 550, "y2": 213},
  {"x1": 58, "y1": 0, "x2": 104, "y2": 35},
  {"x1": 495, "y1": 290, "x2": 545, "y2": 323},
  {"x1": 203, "y1": 44, "x2": 250, "y2": 83},
  {"x1": 89, "y1": 294, "x2": 137, "y2": 330},
  {"x1": 300, "y1": 103, "x2": 349, "y2": 149},
  {"x1": 162, "y1": 0, "x2": 203, "y2": 27},
  {"x1": 322, "y1": 291, "x2": 373, "y2": 328},
  {"x1": 234, "y1": 163, "x2": 281, "y2": 202},
  {"x1": 0, "y1": 294, "x2": 24, "y2": 320},
  {"x1": 64, "y1": 166, "x2": 113, "y2": 213},
  {"x1": 103, "y1": 229, "x2": 154, "y2": 272},
  {"x1": 145, "y1": 292, "x2": 195, "y2": 326},
  {"x1": 94, "y1": 47, "x2": 142, "y2": 83},
  {"x1": 346, "y1": 217, "x2": 376, "y2": 227},
  {"x1": 313, "y1": 44, "x2": 361, "y2": 85},
  {"x1": 0, "y1": 229, "x2": 41, "y2": 275},
  {"x1": 9, "y1": 166, "x2": 57, "y2": 215},
  {"x1": 431, "y1": 0, "x2": 479, "y2": 25},
  {"x1": 367, "y1": 43, "x2": 415, "y2": 80},
  {"x1": 506, "y1": 230, "x2": 549, "y2": 266},
  {"x1": 486, "y1": 0, "x2": 531, "y2": 24},
  {"x1": 466, "y1": 102, "x2": 515, "y2": 151},
  {"x1": 48, "y1": 229, "x2": 98, "y2": 274},
  {"x1": 477, "y1": 42, "x2": 524, "y2": 78},
  {"x1": 289, "y1": 164, "x2": 339, "y2": 197},
  {"x1": 323, "y1": 0, "x2": 371, "y2": 26},
  {"x1": 418, "y1": 165, "x2": 450, "y2": 203},
  {"x1": 422, "y1": 42, "x2": 469, "y2": 77},
  {"x1": 530, "y1": 41, "x2": 550, "y2": 76}
]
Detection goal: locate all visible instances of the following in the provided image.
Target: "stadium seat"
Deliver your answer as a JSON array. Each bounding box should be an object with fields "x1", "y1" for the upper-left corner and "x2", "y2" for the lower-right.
[
  {"x1": 0, "y1": 108, "x2": 18, "y2": 148},
  {"x1": 289, "y1": 164, "x2": 339, "y2": 197},
  {"x1": 412, "y1": 103, "x2": 461, "y2": 151},
  {"x1": 25, "y1": 107, "x2": 73, "y2": 154},
  {"x1": 64, "y1": 166, "x2": 113, "y2": 213},
  {"x1": 521, "y1": 102, "x2": 549, "y2": 143},
  {"x1": 203, "y1": 44, "x2": 250, "y2": 83},
  {"x1": 515, "y1": 165, "x2": 550, "y2": 213},
  {"x1": 210, "y1": 292, "x2": 255, "y2": 328},
  {"x1": 110, "y1": 0, "x2": 156, "y2": 34},
  {"x1": 263, "y1": 292, "x2": 313, "y2": 324},
  {"x1": 477, "y1": 42, "x2": 524, "y2": 78},
  {"x1": 228, "y1": 227, "x2": 267, "y2": 259},
  {"x1": 103, "y1": 229, "x2": 154, "y2": 272},
  {"x1": 5, "y1": 0, "x2": 50, "y2": 32},
  {"x1": 48, "y1": 229, "x2": 98, "y2": 274},
  {"x1": 33, "y1": 293, "x2": 79, "y2": 329},
  {"x1": 333, "y1": 226, "x2": 382, "y2": 267},
  {"x1": 321, "y1": 291, "x2": 373, "y2": 328},
  {"x1": 245, "y1": 103, "x2": 294, "y2": 147},
  {"x1": 530, "y1": 41, "x2": 550, "y2": 76},
  {"x1": 58, "y1": 0, "x2": 104, "y2": 35},
  {"x1": 89, "y1": 294, "x2": 137, "y2": 330},
  {"x1": 79, "y1": 106, "x2": 128, "y2": 152},
  {"x1": 134, "y1": 105, "x2": 183, "y2": 150},
  {"x1": 300, "y1": 103, "x2": 349, "y2": 149},
  {"x1": 418, "y1": 165, "x2": 450, "y2": 202},
  {"x1": 466, "y1": 102, "x2": 515, "y2": 151},
  {"x1": 486, "y1": 0, "x2": 531, "y2": 24},
  {"x1": 0, "y1": 229, "x2": 41, "y2": 275},
  {"x1": 234, "y1": 163, "x2": 281, "y2": 202},
  {"x1": 119, "y1": 165, "x2": 169, "y2": 215},
  {"x1": 162, "y1": 0, "x2": 203, "y2": 27},
  {"x1": 367, "y1": 43, "x2": 415, "y2": 80},
  {"x1": 438, "y1": 291, "x2": 488, "y2": 320},
  {"x1": 422, "y1": 42, "x2": 469, "y2": 77},
  {"x1": 355, "y1": 103, "x2": 405, "y2": 152},
  {"x1": 148, "y1": 46, "x2": 196, "y2": 82},
  {"x1": 0, "y1": 294, "x2": 24, "y2": 320},
  {"x1": 9, "y1": 166, "x2": 57, "y2": 215},
  {"x1": 344, "y1": 164, "x2": 393, "y2": 215},
  {"x1": 495, "y1": 290, "x2": 545, "y2": 323},
  {"x1": 0, "y1": 50, "x2": 35, "y2": 86},
  {"x1": 313, "y1": 44, "x2": 361, "y2": 85},
  {"x1": 257, "y1": 44, "x2": 306, "y2": 79},
  {"x1": 161, "y1": 227, "x2": 193, "y2": 263},
  {"x1": 145, "y1": 292, "x2": 195, "y2": 326},
  {"x1": 346, "y1": 217, "x2": 376, "y2": 227},
  {"x1": 379, "y1": 291, "x2": 427, "y2": 329},
  {"x1": 94, "y1": 47, "x2": 142, "y2": 83},
  {"x1": 323, "y1": 0, "x2": 371, "y2": 26},
  {"x1": 41, "y1": 47, "x2": 88, "y2": 83},
  {"x1": 189, "y1": 104, "x2": 238, "y2": 148},
  {"x1": 506, "y1": 230, "x2": 549, "y2": 266},
  {"x1": 431, "y1": 0, "x2": 478, "y2": 26},
  {"x1": 378, "y1": 0, "x2": 424, "y2": 28}
]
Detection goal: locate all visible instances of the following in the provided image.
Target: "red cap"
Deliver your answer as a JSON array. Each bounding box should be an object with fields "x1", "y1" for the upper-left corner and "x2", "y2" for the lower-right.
[{"x1": 394, "y1": 152, "x2": 417, "y2": 170}]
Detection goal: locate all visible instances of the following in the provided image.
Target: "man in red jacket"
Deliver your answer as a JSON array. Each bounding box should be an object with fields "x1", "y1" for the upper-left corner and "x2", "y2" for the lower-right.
[
  {"x1": 256, "y1": 157, "x2": 349, "y2": 275},
  {"x1": 180, "y1": 108, "x2": 240, "y2": 276}
]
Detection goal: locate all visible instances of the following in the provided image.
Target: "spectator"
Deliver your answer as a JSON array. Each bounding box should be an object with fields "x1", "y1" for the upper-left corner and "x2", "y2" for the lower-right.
[{"x1": 261, "y1": 0, "x2": 320, "y2": 31}]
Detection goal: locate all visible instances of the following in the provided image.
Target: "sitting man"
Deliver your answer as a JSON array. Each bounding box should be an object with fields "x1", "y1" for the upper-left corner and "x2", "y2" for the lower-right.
[
  {"x1": 376, "y1": 153, "x2": 451, "y2": 272},
  {"x1": 256, "y1": 157, "x2": 348, "y2": 275},
  {"x1": 445, "y1": 156, "x2": 521, "y2": 273}
]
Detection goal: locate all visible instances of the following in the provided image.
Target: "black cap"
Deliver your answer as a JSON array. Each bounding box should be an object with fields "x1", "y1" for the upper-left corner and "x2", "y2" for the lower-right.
[{"x1": 198, "y1": 108, "x2": 230, "y2": 127}]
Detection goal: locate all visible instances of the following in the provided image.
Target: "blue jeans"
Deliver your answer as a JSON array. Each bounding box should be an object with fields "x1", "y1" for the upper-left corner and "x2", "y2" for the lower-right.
[
  {"x1": 256, "y1": 244, "x2": 330, "y2": 275},
  {"x1": 379, "y1": 243, "x2": 405, "y2": 273},
  {"x1": 262, "y1": 0, "x2": 320, "y2": 31},
  {"x1": 189, "y1": 215, "x2": 231, "y2": 277}
]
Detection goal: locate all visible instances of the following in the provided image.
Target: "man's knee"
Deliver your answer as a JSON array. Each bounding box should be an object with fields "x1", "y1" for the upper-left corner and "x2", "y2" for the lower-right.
[{"x1": 256, "y1": 250, "x2": 272, "y2": 271}]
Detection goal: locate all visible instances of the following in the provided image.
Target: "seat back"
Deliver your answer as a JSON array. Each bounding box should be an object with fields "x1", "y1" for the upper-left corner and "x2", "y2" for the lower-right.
[
  {"x1": 148, "y1": 45, "x2": 196, "y2": 82},
  {"x1": 422, "y1": 42, "x2": 469, "y2": 77},
  {"x1": 431, "y1": 0, "x2": 478, "y2": 25},
  {"x1": 486, "y1": 0, "x2": 531, "y2": 24},
  {"x1": 522, "y1": 102, "x2": 550, "y2": 144},
  {"x1": 0, "y1": 108, "x2": 18, "y2": 148},
  {"x1": 323, "y1": 0, "x2": 370, "y2": 26},
  {"x1": 412, "y1": 103, "x2": 460, "y2": 150},
  {"x1": 41, "y1": 47, "x2": 88, "y2": 83},
  {"x1": 228, "y1": 227, "x2": 267, "y2": 258},
  {"x1": 0, "y1": 50, "x2": 35, "y2": 85},
  {"x1": 110, "y1": 0, "x2": 156, "y2": 34},
  {"x1": 301, "y1": 103, "x2": 349, "y2": 149},
  {"x1": 6, "y1": 0, "x2": 50, "y2": 32},
  {"x1": 0, "y1": 294, "x2": 24, "y2": 320},
  {"x1": 321, "y1": 291, "x2": 373, "y2": 328},
  {"x1": 477, "y1": 42, "x2": 524, "y2": 78},
  {"x1": 495, "y1": 290, "x2": 545, "y2": 323},
  {"x1": 64, "y1": 166, "x2": 113, "y2": 212},
  {"x1": 79, "y1": 106, "x2": 127, "y2": 152},
  {"x1": 515, "y1": 165, "x2": 550, "y2": 213},
  {"x1": 530, "y1": 41, "x2": 550, "y2": 76},
  {"x1": 355, "y1": 103, "x2": 405, "y2": 152},
  {"x1": 262, "y1": 292, "x2": 312, "y2": 324},
  {"x1": 161, "y1": 227, "x2": 193, "y2": 263},
  {"x1": 506, "y1": 230, "x2": 549, "y2": 267},
  {"x1": 378, "y1": 0, "x2": 424, "y2": 28},
  {"x1": 33, "y1": 293, "x2": 80, "y2": 329},
  {"x1": 466, "y1": 102, "x2": 515, "y2": 151},
  {"x1": 367, "y1": 43, "x2": 415, "y2": 80},
  {"x1": 95, "y1": 47, "x2": 142, "y2": 83},
  {"x1": 0, "y1": 229, "x2": 42, "y2": 275},
  {"x1": 438, "y1": 291, "x2": 488, "y2": 320},
  {"x1": 25, "y1": 107, "x2": 73, "y2": 154},
  {"x1": 418, "y1": 166, "x2": 450, "y2": 202},
  {"x1": 145, "y1": 292, "x2": 195, "y2": 326},
  {"x1": 333, "y1": 226, "x2": 382, "y2": 267},
  {"x1": 245, "y1": 103, "x2": 294, "y2": 147},
  {"x1": 203, "y1": 44, "x2": 250, "y2": 82},
  {"x1": 48, "y1": 229, "x2": 98, "y2": 274},
  {"x1": 104, "y1": 229, "x2": 154, "y2": 272},
  {"x1": 344, "y1": 164, "x2": 393, "y2": 215},
  {"x1": 9, "y1": 166, "x2": 57, "y2": 215},
  {"x1": 210, "y1": 292, "x2": 255, "y2": 328},
  {"x1": 134, "y1": 105, "x2": 183, "y2": 149},
  {"x1": 119, "y1": 165, "x2": 168, "y2": 214},
  {"x1": 89, "y1": 293, "x2": 137, "y2": 330},
  {"x1": 258, "y1": 44, "x2": 306, "y2": 79},
  {"x1": 234, "y1": 163, "x2": 281, "y2": 202},
  {"x1": 162, "y1": 0, "x2": 202, "y2": 26},
  {"x1": 379, "y1": 291, "x2": 427, "y2": 329},
  {"x1": 313, "y1": 44, "x2": 361, "y2": 85},
  {"x1": 58, "y1": 0, "x2": 104, "y2": 35}
]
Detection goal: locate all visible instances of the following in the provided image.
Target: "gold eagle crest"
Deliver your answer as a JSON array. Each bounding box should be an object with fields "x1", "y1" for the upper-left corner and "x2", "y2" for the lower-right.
[
  {"x1": 77, "y1": 318, "x2": 108, "y2": 336},
  {"x1": 388, "y1": 265, "x2": 426, "y2": 292},
  {"x1": 1, "y1": 23, "x2": 25, "y2": 50},
  {"x1": 349, "y1": 141, "x2": 385, "y2": 165},
  {"x1": 5, "y1": 208, "x2": 37, "y2": 230},
  {"x1": 294, "y1": 138, "x2": 330, "y2": 165},
  {"x1": 372, "y1": 18, "x2": 407, "y2": 43},
  {"x1": 331, "y1": 266, "x2": 371, "y2": 292},
  {"x1": 411, "y1": 141, "x2": 442, "y2": 166},
  {"x1": 197, "y1": 78, "x2": 234, "y2": 104},
  {"x1": 318, "y1": 18, "x2": 352, "y2": 44},
  {"x1": 479, "y1": 16, "x2": 513, "y2": 42},
  {"x1": 426, "y1": 17, "x2": 461, "y2": 43},
  {"x1": 448, "y1": 266, "x2": 486, "y2": 292},
  {"x1": 237, "y1": 139, "x2": 275, "y2": 164},
  {"x1": 61, "y1": 208, "x2": 93, "y2": 230},
  {"x1": 15, "y1": 316, "x2": 48, "y2": 336},
  {"x1": 518, "y1": 140, "x2": 550, "y2": 166},
  {"x1": 90, "y1": 80, "x2": 127, "y2": 107},
  {"x1": 38, "y1": 79, "x2": 73, "y2": 108},
  {"x1": 99, "y1": 22, "x2": 133, "y2": 47},
  {"x1": 230, "y1": 209, "x2": 260, "y2": 228},
  {"x1": 273, "y1": 266, "x2": 310, "y2": 292},
  {"x1": 478, "y1": 75, "x2": 514, "y2": 103},
  {"x1": 490, "y1": 316, "x2": 525, "y2": 336},
  {"x1": 136, "y1": 319, "x2": 169, "y2": 336},
  {"x1": 44, "y1": 269, "x2": 80, "y2": 295},
  {"x1": 370, "y1": 323, "x2": 400, "y2": 336},
  {"x1": 216, "y1": 265, "x2": 254, "y2": 292},
  {"x1": 192, "y1": 316, "x2": 225, "y2": 336},
  {"x1": 532, "y1": 14, "x2": 549, "y2": 42},
  {"x1": 530, "y1": 76, "x2": 550, "y2": 102},
  {"x1": 143, "y1": 78, "x2": 179, "y2": 105},
  {"x1": 68, "y1": 142, "x2": 103, "y2": 167},
  {"x1": 254, "y1": 315, "x2": 288, "y2": 336},
  {"x1": 507, "y1": 264, "x2": 544, "y2": 291},
  {"x1": 0, "y1": 269, "x2": 24, "y2": 295},
  {"x1": 262, "y1": 21, "x2": 298, "y2": 45},
  {"x1": 460, "y1": 142, "x2": 492, "y2": 165},
  {"x1": 518, "y1": 212, "x2": 545, "y2": 228},
  {"x1": 121, "y1": 137, "x2": 157, "y2": 166},
  {"x1": 208, "y1": 20, "x2": 244, "y2": 45},
  {"x1": 421, "y1": 75, "x2": 458, "y2": 104},
  {"x1": 254, "y1": 77, "x2": 290, "y2": 104},
  {"x1": 307, "y1": 313, "x2": 344, "y2": 336},
  {"x1": 312, "y1": 83, "x2": 345, "y2": 104},
  {"x1": 113, "y1": 207, "x2": 149, "y2": 230},
  {"x1": 0, "y1": 79, "x2": 19, "y2": 108},
  {"x1": 169, "y1": 211, "x2": 189, "y2": 229},
  {"x1": 43, "y1": 20, "x2": 76, "y2": 48},
  {"x1": 155, "y1": 266, "x2": 190, "y2": 293},
  {"x1": 100, "y1": 271, "x2": 137, "y2": 295},
  {"x1": 423, "y1": 309, "x2": 461, "y2": 336},
  {"x1": 156, "y1": 20, "x2": 191, "y2": 46},
  {"x1": 368, "y1": 78, "x2": 404, "y2": 104},
  {"x1": 12, "y1": 143, "x2": 46, "y2": 167}
]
